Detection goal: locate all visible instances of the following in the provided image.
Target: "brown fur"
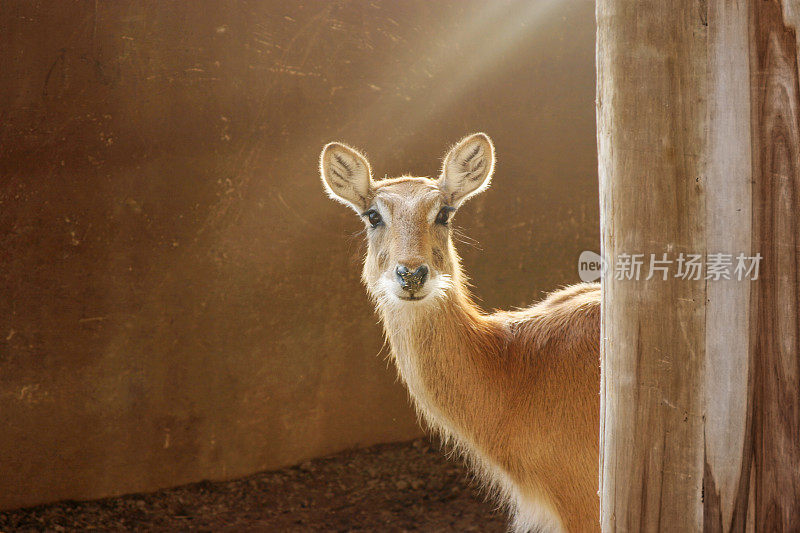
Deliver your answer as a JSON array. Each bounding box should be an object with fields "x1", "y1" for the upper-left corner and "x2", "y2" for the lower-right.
[{"x1": 320, "y1": 135, "x2": 600, "y2": 532}]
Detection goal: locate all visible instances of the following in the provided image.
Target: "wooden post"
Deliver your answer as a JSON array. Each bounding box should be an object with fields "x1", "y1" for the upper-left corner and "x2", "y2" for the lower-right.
[{"x1": 597, "y1": 0, "x2": 800, "y2": 530}]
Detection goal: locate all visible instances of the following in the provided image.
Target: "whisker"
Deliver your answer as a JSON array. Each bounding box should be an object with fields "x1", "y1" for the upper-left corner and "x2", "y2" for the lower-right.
[
  {"x1": 376, "y1": 333, "x2": 391, "y2": 360},
  {"x1": 349, "y1": 227, "x2": 366, "y2": 239},
  {"x1": 346, "y1": 228, "x2": 367, "y2": 260},
  {"x1": 453, "y1": 227, "x2": 483, "y2": 250},
  {"x1": 454, "y1": 229, "x2": 479, "y2": 245}
]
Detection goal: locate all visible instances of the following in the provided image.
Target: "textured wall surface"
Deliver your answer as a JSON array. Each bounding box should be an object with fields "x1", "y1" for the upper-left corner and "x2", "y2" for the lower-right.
[{"x1": 0, "y1": 0, "x2": 598, "y2": 509}]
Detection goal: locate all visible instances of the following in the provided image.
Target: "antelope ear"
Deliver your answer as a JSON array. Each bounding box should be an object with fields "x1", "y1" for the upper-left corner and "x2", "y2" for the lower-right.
[
  {"x1": 320, "y1": 142, "x2": 373, "y2": 213},
  {"x1": 438, "y1": 133, "x2": 495, "y2": 206}
]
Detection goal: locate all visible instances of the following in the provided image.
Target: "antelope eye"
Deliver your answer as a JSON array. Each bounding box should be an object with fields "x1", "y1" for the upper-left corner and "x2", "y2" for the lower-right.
[
  {"x1": 435, "y1": 207, "x2": 453, "y2": 225},
  {"x1": 365, "y1": 209, "x2": 383, "y2": 228}
]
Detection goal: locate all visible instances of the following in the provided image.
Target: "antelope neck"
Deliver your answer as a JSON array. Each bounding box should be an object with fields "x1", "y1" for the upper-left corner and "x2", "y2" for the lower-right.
[{"x1": 376, "y1": 286, "x2": 496, "y2": 433}]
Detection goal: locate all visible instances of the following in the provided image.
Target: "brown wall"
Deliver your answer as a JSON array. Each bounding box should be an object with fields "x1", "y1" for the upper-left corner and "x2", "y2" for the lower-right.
[{"x1": 0, "y1": 0, "x2": 598, "y2": 509}]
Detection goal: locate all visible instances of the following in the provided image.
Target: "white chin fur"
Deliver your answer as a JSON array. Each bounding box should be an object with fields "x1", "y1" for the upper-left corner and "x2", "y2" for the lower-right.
[{"x1": 371, "y1": 274, "x2": 453, "y2": 309}]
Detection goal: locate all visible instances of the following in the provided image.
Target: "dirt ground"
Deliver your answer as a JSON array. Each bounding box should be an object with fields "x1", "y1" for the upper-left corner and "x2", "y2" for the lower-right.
[{"x1": 0, "y1": 439, "x2": 508, "y2": 532}]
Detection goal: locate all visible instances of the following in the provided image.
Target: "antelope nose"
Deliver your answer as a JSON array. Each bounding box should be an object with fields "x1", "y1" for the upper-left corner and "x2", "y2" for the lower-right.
[{"x1": 395, "y1": 264, "x2": 429, "y2": 292}]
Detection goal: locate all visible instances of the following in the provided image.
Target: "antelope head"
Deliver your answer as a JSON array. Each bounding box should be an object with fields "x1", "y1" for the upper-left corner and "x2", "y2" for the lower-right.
[{"x1": 320, "y1": 133, "x2": 495, "y2": 308}]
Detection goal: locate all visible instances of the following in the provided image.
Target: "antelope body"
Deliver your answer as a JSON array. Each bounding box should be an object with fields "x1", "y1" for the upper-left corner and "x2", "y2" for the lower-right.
[{"x1": 320, "y1": 133, "x2": 600, "y2": 532}]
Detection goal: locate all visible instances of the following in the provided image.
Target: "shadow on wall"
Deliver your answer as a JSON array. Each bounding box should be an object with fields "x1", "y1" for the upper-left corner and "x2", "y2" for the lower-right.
[{"x1": 0, "y1": 0, "x2": 598, "y2": 509}]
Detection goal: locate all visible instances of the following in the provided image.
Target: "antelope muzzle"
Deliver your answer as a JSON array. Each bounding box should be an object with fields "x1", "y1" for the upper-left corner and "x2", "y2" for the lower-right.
[{"x1": 395, "y1": 264, "x2": 429, "y2": 295}]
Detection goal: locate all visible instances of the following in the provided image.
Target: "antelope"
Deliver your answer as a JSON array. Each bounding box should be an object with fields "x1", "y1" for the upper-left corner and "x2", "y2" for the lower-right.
[{"x1": 319, "y1": 133, "x2": 600, "y2": 532}]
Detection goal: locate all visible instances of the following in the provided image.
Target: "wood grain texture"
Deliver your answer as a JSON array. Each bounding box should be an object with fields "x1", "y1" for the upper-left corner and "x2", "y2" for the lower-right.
[
  {"x1": 703, "y1": 1, "x2": 752, "y2": 531},
  {"x1": 600, "y1": 0, "x2": 800, "y2": 530},
  {"x1": 710, "y1": 2, "x2": 800, "y2": 529},
  {"x1": 597, "y1": 0, "x2": 707, "y2": 530},
  {"x1": 749, "y1": 0, "x2": 800, "y2": 529}
]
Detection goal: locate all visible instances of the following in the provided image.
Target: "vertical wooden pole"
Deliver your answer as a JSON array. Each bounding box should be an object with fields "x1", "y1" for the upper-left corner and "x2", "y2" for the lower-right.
[
  {"x1": 747, "y1": 2, "x2": 800, "y2": 530},
  {"x1": 598, "y1": 0, "x2": 800, "y2": 530},
  {"x1": 597, "y1": 1, "x2": 707, "y2": 530}
]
